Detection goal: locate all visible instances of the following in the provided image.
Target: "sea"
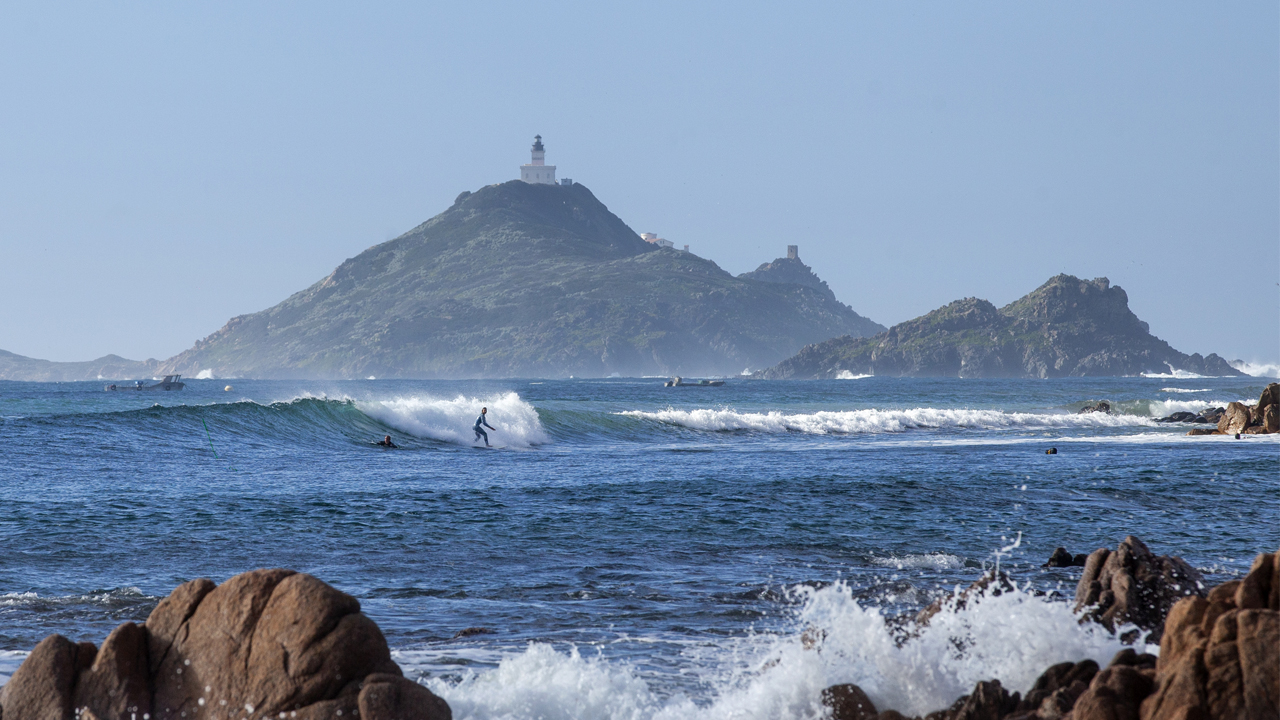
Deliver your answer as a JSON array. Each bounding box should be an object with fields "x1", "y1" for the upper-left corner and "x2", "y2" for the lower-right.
[{"x1": 0, "y1": 374, "x2": 1276, "y2": 719}]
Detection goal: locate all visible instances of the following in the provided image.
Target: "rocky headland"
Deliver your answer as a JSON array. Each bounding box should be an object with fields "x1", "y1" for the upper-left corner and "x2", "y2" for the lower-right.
[
  {"x1": 0, "y1": 351, "x2": 160, "y2": 384},
  {"x1": 754, "y1": 275, "x2": 1245, "y2": 379}
]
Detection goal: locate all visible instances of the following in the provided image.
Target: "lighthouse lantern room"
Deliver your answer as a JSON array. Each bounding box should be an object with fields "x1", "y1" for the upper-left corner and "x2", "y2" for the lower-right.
[{"x1": 520, "y1": 135, "x2": 557, "y2": 185}]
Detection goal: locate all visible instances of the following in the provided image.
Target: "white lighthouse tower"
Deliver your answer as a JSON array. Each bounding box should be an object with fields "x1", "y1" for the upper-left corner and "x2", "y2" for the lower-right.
[{"x1": 520, "y1": 135, "x2": 557, "y2": 184}]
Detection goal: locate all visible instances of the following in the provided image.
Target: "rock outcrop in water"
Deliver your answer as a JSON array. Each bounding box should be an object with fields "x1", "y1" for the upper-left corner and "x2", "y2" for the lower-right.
[
  {"x1": 822, "y1": 543, "x2": 1279, "y2": 720},
  {"x1": 1173, "y1": 383, "x2": 1280, "y2": 436},
  {"x1": 0, "y1": 569, "x2": 451, "y2": 720},
  {"x1": 755, "y1": 275, "x2": 1245, "y2": 379},
  {"x1": 1073, "y1": 536, "x2": 1205, "y2": 644}
]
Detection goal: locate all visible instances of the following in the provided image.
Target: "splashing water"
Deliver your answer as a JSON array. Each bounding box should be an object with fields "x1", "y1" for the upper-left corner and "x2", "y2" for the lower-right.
[
  {"x1": 1229, "y1": 360, "x2": 1280, "y2": 378},
  {"x1": 361, "y1": 392, "x2": 550, "y2": 448},
  {"x1": 424, "y1": 581, "x2": 1143, "y2": 720},
  {"x1": 835, "y1": 371, "x2": 873, "y2": 380}
]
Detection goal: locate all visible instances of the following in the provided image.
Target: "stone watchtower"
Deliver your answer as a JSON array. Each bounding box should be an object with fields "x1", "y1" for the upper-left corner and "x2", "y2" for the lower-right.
[{"x1": 520, "y1": 135, "x2": 557, "y2": 184}]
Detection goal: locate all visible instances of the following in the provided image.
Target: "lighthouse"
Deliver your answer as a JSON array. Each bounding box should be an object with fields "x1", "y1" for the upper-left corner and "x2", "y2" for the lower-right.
[{"x1": 519, "y1": 135, "x2": 557, "y2": 185}]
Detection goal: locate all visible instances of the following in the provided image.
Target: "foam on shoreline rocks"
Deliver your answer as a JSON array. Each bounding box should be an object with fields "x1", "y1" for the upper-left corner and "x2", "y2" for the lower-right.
[
  {"x1": 1179, "y1": 382, "x2": 1280, "y2": 436},
  {"x1": 0, "y1": 569, "x2": 450, "y2": 720},
  {"x1": 820, "y1": 540, "x2": 1278, "y2": 720}
]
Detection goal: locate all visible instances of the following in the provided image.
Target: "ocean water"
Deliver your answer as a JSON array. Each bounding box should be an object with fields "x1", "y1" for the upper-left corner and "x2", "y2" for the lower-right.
[{"x1": 0, "y1": 376, "x2": 1276, "y2": 719}]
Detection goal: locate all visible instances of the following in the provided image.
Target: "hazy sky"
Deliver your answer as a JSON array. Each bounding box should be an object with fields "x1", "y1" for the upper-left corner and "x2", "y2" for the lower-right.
[{"x1": 2, "y1": 2, "x2": 1276, "y2": 365}]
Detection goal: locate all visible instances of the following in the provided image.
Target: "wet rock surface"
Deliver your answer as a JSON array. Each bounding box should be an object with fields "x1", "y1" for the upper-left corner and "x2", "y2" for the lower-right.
[
  {"x1": 1073, "y1": 536, "x2": 1206, "y2": 643},
  {"x1": 1169, "y1": 383, "x2": 1280, "y2": 436},
  {"x1": 0, "y1": 569, "x2": 451, "y2": 720},
  {"x1": 1044, "y1": 547, "x2": 1089, "y2": 568}
]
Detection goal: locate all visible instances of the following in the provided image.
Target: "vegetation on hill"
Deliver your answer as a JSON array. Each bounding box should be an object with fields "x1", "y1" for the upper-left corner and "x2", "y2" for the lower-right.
[
  {"x1": 755, "y1": 275, "x2": 1243, "y2": 379},
  {"x1": 153, "y1": 181, "x2": 883, "y2": 378}
]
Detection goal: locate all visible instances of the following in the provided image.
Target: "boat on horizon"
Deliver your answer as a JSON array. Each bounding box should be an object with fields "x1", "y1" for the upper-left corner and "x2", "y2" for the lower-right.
[
  {"x1": 663, "y1": 376, "x2": 725, "y2": 387},
  {"x1": 104, "y1": 375, "x2": 185, "y2": 391}
]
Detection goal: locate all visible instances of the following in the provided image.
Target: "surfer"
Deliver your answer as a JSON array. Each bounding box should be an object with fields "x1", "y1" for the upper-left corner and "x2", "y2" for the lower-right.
[
  {"x1": 473, "y1": 407, "x2": 497, "y2": 447},
  {"x1": 375, "y1": 435, "x2": 398, "y2": 448}
]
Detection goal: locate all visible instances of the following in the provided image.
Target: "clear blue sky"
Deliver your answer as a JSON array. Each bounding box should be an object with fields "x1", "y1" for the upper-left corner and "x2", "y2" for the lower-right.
[{"x1": 2, "y1": 2, "x2": 1276, "y2": 366}]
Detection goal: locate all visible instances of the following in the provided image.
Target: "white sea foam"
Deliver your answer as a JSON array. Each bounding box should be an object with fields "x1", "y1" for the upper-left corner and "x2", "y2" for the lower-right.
[
  {"x1": 869, "y1": 553, "x2": 966, "y2": 570},
  {"x1": 1139, "y1": 398, "x2": 1242, "y2": 417},
  {"x1": 835, "y1": 371, "x2": 873, "y2": 380},
  {"x1": 1230, "y1": 360, "x2": 1280, "y2": 378},
  {"x1": 1140, "y1": 364, "x2": 1212, "y2": 379},
  {"x1": 362, "y1": 392, "x2": 549, "y2": 448},
  {"x1": 423, "y1": 583, "x2": 1141, "y2": 720},
  {"x1": 1160, "y1": 388, "x2": 1211, "y2": 394},
  {"x1": 619, "y1": 407, "x2": 1151, "y2": 434},
  {"x1": 194, "y1": 369, "x2": 215, "y2": 380}
]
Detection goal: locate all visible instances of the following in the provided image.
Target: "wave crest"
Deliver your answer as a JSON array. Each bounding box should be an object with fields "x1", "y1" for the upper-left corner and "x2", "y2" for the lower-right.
[
  {"x1": 618, "y1": 407, "x2": 1151, "y2": 434},
  {"x1": 362, "y1": 392, "x2": 549, "y2": 448}
]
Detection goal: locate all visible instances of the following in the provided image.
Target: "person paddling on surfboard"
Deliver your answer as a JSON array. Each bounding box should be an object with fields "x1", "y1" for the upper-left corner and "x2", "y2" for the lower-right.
[
  {"x1": 375, "y1": 435, "x2": 397, "y2": 448},
  {"x1": 474, "y1": 407, "x2": 497, "y2": 447}
]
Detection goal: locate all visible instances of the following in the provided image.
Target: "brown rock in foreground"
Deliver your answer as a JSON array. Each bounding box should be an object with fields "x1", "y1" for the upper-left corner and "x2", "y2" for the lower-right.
[
  {"x1": 1141, "y1": 549, "x2": 1279, "y2": 720},
  {"x1": 0, "y1": 569, "x2": 451, "y2": 720},
  {"x1": 1073, "y1": 536, "x2": 1205, "y2": 643}
]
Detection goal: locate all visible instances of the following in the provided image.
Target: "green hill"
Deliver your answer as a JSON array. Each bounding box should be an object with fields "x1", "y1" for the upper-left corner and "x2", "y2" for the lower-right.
[
  {"x1": 755, "y1": 275, "x2": 1243, "y2": 379},
  {"x1": 153, "y1": 181, "x2": 883, "y2": 379}
]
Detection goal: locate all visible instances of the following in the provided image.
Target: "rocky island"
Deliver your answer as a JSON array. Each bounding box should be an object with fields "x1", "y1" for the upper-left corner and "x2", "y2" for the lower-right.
[
  {"x1": 1, "y1": 181, "x2": 883, "y2": 381},
  {"x1": 755, "y1": 275, "x2": 1244, "y2": 379}
]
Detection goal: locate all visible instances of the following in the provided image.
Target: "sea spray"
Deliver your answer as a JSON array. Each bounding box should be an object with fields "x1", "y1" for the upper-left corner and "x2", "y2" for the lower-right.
[
  {"x1": 1228, "y1": 360, "x2": 1280, "y2": 378},
  {"x1": 423, "y1": 582, "x2": 1144, "y2": 720},
  {"x1": 362, "y1": 392, "x2": 549, "y2": 448}
]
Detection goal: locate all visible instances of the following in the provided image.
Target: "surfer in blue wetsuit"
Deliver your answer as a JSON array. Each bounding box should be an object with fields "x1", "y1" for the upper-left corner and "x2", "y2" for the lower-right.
[{"x1": 473, "y1": 407, "x2": 497, "y2": 446}]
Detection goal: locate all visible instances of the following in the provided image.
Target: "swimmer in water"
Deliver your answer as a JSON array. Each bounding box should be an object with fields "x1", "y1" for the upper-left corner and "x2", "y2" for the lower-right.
[{"x1": 376, "y1": 435, "x2": 398, "y2": 448}]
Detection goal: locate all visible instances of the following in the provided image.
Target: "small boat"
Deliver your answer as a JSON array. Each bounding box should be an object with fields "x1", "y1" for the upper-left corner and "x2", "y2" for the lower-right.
[
  {"x1": 663, "y1": 376, "x2": 725, "y2": 387},
  {"x1": 105, "y1": 375, "x2": 185, "y2": 391}
]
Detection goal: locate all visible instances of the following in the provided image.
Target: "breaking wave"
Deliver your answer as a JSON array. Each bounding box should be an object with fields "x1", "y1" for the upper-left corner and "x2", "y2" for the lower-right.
[
  {"x1": 618, "y1": 407, "x2": 1151, "y2": 434},
  {"x1": 868, "y1": 553, "x2": 967, "y2": 571},
  {"x1": 1230, "y1": 360, "x2": 1280, "y2": 378},
  {"x1": 361, "y1": 392, "x2": 549, "y2": 449},
  {"x1": 1160, "y1": 388, "x2": 1211, "y2": 394},
  {"x1": 1139, "y1": 367, "x2": 1210, "y2": 379},
  {"x1": 1131, "y1": 398, "x2": 1242, "y2": 417},
  {"x1": 423, "y1": 582, "x2": 1141, "y2": 720},
  {"x1": 835, "y1": 371, "x2": 873, "y2": 380}
]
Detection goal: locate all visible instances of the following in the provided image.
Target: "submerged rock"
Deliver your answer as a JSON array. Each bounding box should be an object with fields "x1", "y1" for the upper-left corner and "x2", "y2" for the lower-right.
[
  {"x1": 822, "y1": 683, "x2": 879, "y2": 720},
  {"x1": 1043, "y1": 547, "x2": 1088, "y2": 568},
  {"x1": 0, "y1": 569, "x2": 451, "y2": 720}
]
